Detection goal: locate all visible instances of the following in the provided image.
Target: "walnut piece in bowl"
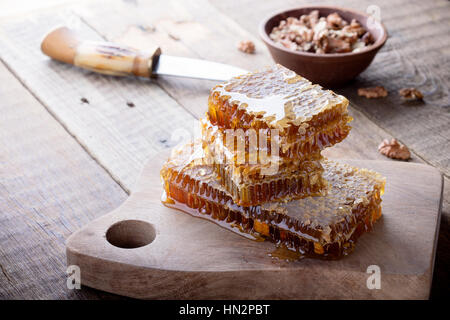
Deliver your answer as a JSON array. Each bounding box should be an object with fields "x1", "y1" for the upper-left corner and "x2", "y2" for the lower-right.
[
  {"x1": 269, "y1": 10, "x2": 374, "y2": 54},
  {"x1": 259, "y1": 6, "x2": 388, "y2": 87}
]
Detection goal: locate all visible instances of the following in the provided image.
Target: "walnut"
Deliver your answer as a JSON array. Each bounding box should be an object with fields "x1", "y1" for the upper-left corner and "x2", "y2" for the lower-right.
[
  {"x1": 300, "y1": 10, "x2": 319, "y2": 28},
  {"x1": 357, "y1": 86, "x2": 388, "y2": 98},
  {"x1": 399, "y1": 88, "x2": 424, "y2": 101},
  {"x1": 314, "y1": 36, "x2": 329, "y2": 53},
  {"x1": 237, "y1": 40, "x2": 255, "y2": 54},
  {"x1": 269, "y1": 11, "x2": 373, "y2": 54},
  {"x1": 378, "y1": 138, "x2": 411, "y2": 160},
  {"x1": 343, "y1": 19, "x2": 366, "y2": 37},
  {"x1": 361, "y1": 32, "x2": 374, "y2": 45},
  {"x1": 280, "y1": 39, "x2": 297, "y2": 51},
  {"x1": 326, "y1": 12, "x2": 347, "y2": 29},
  {"x1": 327, "y1": 36, "x2": 352, "y2": 53},
  {"x1": 308, "y1": 10, "x2": 320, "y2": 27}
]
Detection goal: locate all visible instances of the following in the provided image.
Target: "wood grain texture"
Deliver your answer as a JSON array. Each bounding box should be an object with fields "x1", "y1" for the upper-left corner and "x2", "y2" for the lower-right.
[
  {"x1": 0, "y1": 0, "x2": 79, "y2": 18},
  {"x1": 0, "y1": 10, "x2": 195, "y2": 192},
  {"x1": 0, "y1": 0, "x2": 447, "y2": 299},
  {"x1": 74, "y1": 0, "x2": 268, "y2": 118},
  {"x1": 0, "y1": 62, "x2": 126, "y2": 299},
  {"x1": 67, "y1": 152, "x2": 443, "y2": 299}
]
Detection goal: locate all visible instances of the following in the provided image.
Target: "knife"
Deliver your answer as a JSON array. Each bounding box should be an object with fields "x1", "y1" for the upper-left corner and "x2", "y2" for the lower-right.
[{"x1": 41, "y1": 26, "x2": 248, "y2": 81}]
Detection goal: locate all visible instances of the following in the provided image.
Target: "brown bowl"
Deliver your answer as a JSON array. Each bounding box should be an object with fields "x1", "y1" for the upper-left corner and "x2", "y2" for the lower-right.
[{"x1": 259, "y1": 6, "x2": 388, "y2": 87}]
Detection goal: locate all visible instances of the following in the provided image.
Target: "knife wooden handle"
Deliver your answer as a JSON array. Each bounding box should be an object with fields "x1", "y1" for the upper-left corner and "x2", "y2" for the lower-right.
[{"x1": 41, "y1": 26, "x2": 161, "y2": 78}]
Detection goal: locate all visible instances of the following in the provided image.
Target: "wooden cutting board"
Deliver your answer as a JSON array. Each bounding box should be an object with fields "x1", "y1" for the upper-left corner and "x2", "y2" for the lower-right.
[{"x1": 66, "y1": 152, "x2": 443, "y2": 299}]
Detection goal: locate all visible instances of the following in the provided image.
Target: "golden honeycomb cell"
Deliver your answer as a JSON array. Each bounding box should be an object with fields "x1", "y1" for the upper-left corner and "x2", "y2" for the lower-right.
[
  {"x1": 207, "y1": 64, "x2": 352, "y2": 159},
  {"x1": 160, "y1": 143, "x2": 386, "y2": 259},
  {"x1": 201, "y1": 119, "x2": 327, "y2": 206}
]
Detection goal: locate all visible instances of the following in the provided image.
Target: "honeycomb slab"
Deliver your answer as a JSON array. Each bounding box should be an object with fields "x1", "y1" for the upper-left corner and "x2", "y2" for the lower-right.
[
  {"x1": 160, "y1": 143, "x2": 386, "y2": 259},
  {"x1": 207, "y1": 64, "x2": 352, "y2": 158}
]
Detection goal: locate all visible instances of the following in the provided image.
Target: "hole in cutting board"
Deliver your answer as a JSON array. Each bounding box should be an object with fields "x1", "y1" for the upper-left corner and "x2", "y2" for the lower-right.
[{"x1": 106, "y1": 220, "x2": 156, "y2": 249}]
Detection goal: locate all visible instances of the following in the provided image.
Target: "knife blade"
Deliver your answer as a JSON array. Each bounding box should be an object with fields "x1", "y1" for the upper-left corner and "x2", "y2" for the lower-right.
[
  {"x1": 41, "y1": 26, "x2": 249, "y2": 82},
  {"x1": 153, "y1": 55, "x2": 248, "y2": 81}
]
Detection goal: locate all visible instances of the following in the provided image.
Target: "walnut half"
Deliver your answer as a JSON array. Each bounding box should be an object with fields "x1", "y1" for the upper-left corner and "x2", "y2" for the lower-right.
[
  {"x1": 237, "y1": 40, "x2": 255, "y2": 54},
  {"x1": 399, "y1": 87, "x2": 424, "y2": 101},
  {"x1": 378, "y1": 138, "x2": 411, "y2": 160},
  {"x1": 358, "y1": 86, "x2": 388, "y2": 98}
]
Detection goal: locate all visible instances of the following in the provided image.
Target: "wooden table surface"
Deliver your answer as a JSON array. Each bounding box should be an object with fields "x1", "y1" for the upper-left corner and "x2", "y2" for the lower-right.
[{"x1": 0, "y1": 0, "x2": 448, "y2": 299}]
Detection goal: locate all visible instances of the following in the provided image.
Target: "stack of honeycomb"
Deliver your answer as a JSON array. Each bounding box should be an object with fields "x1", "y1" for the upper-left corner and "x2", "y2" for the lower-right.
[{"x1": 161, "y1": 65, "x2": 385, "y2": 259}]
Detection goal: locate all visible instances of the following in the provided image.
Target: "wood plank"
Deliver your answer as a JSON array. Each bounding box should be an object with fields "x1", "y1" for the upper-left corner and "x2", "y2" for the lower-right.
[
  {"x1": 0, "y1": 10, "x2": 195, "y2": 192},
  {"x1": 0, "y1": 62, "x2": 126, "y2": 299},
  {"x1": 73, "y1": 0, "x2": 270, "y2": 118},
  {"x1": 0, "y1": 0, "x2": 81, "y2": 18},
  {"x1": 66, "y1": 152, "x2": 443, "y2": 299}
]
